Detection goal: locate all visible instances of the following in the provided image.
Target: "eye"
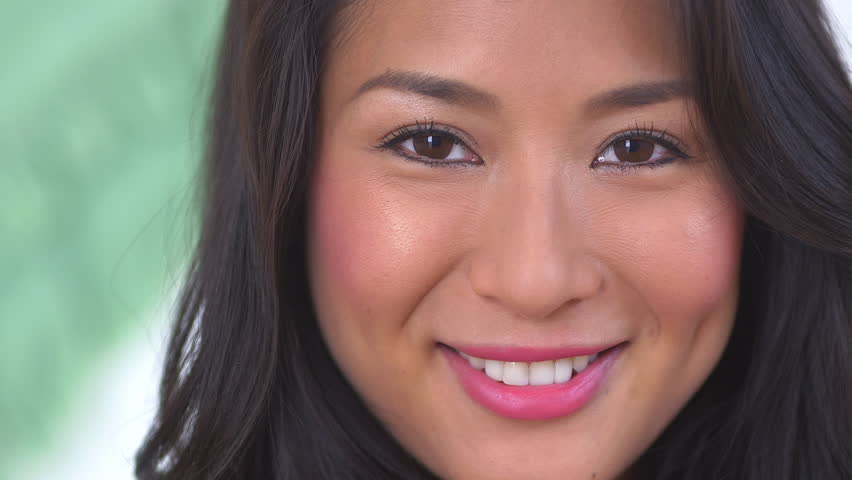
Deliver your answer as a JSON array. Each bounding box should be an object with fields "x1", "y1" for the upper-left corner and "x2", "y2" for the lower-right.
[
  {"x1": 592, "y1": 125, "x2": 691, "y2": 172},
  {"x1": 376, "y1": 119, "x2": 482, "y2": 167},
  {"x1": 399, "y1": 132, "x2": 478, "y2": 163},
  {"x1": 597, "y1": 138, "x2": 673, "y2": 165}
]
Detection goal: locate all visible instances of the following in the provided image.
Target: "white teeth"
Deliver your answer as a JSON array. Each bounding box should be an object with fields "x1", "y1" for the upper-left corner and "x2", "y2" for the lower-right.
[
  {"x1": 502, "y1": 362, "x2": 530, "y2": 386},
  {"x1": 573, "y1": 355, "x2": 589, "y2": 373},
  {"x1": 529, "y1": 360, "x2": 555, "y2": 385},
  {"x1": 554, "y1": 358, "x2": 574, "y2": 383},
  {"x1": 465, "y1": 354, "x2": 486, "y2": 370},
  {"x1": 484, "y1": 359, "x2": 504, "y2": 381},
  {"x1": 459, "y1": 350, "x2": 604, "y2": 385}
]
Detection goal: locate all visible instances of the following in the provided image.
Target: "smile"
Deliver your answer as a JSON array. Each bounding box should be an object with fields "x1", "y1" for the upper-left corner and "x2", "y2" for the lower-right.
[
  {"x1": 456, "y1": 350, "x2": 600, "y2": 386},
  {"x1": 441, "y1": 342, "x2": 625, "y2": 420}
]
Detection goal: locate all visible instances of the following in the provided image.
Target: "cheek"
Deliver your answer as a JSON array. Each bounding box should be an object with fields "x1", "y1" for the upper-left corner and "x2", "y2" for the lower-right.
[
  {"x1": 594, "y1": 181, "x2": 744, "y2": 338},
  {"x1": 308, "y1": 168, "x2": 406, "y2": 322},
  {"x1": 680, "y1": 203, "x2": 745, "y2": 307},
  {"x1": 650, "y1": 198, "x2": 742, "y2": 319},
  {"x1": 306, "y1": 155, "x2": 471, "y2": 346},
  {"x1": 309, "y1": 176, "x2": 395, "y2": 309}
]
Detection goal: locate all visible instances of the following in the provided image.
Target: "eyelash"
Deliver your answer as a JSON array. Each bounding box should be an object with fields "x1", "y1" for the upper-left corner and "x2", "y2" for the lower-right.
[
  {"x1": 375, "y1": 118, "x2": 480, "y2": 168},
  {"x1": 593, "y1": 121, "x2": 693, "y2": 173},
  {"x1": 374, "y1": 118, "x2": 693, "y2": 172}
]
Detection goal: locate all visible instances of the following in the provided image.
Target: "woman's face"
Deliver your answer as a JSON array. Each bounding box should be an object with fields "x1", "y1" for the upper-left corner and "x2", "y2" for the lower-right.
[{"x1": 308, "y1": 1, "x2": 744, "y2": 478}]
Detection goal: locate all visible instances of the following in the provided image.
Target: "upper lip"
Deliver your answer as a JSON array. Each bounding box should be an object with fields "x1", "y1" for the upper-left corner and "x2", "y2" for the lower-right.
[{"x1": 443, "y1": 342, "x2": 625, "y2": 362}]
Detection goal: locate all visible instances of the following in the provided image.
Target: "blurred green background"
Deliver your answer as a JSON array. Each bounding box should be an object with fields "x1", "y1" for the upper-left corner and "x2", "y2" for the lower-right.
[{"x1": 1, "y1": 0, "x2": 225, "y2": 477}]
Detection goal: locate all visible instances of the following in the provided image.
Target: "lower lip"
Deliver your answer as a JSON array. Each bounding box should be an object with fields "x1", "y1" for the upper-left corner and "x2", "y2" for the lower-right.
[{"x1": 441, "y1": 344, "x2": 624, "y2": 421}]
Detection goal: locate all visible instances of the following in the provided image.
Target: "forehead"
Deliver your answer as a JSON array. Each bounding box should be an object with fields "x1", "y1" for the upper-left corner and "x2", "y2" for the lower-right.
[{"x1": 324, "y1": 0, "x2": 683, "y2": 115}]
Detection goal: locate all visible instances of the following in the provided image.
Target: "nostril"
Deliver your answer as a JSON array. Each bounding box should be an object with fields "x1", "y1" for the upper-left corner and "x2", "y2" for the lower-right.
[{"x1": 466, "y1": 216, "x2": 605, "y2": 319}]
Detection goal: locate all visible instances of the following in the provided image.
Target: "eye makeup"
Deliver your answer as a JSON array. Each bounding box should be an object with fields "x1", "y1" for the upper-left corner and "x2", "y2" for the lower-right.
[
  {"x1": 373, "y1": 117, "x2": 694, "y2": 174},
  {"x1": 374, "y1": 118, "x2": 483, "y2": 168}
]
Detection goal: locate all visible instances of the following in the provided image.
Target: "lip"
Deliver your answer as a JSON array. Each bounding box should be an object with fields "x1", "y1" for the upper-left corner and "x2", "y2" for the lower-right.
[
  {"x1": 441, "y1": 342, "x2": 625, "y2": 421},
  {"x1": 450, "y1": 343, "x2": 621, "y2": 363}
]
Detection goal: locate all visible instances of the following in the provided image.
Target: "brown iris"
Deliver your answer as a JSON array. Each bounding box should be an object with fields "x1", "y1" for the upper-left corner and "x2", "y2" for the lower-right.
[
  {"x1": 613, "y1": 138, "x2": 655, "y2": 163},
  {"x1": 412, "y1": 133, "x2": 453, "y2": 160}
]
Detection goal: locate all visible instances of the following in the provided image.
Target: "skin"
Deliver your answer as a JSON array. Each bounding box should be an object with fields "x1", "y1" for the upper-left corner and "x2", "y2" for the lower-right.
[{"x1": 307, "y1": 1, "x2": 745, "y2": 478}]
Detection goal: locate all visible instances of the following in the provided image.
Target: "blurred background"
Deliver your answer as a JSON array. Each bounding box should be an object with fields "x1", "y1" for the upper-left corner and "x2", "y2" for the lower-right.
[
  {"x1": 2, "y1": 0, "x2": 224, "y2": 478},
  {"x1": 0, "y1": 1, "x2": 849, "y2": 479}
]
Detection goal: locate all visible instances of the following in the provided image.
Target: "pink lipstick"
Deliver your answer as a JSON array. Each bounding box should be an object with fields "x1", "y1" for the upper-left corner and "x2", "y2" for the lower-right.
[{"x1": 441, "y1": 342, "x2": 624, "y2": 420}]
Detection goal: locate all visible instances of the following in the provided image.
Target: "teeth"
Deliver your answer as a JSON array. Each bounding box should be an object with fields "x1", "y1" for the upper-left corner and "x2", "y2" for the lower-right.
[
  {"x1": 502, "y1": 362, "x2": 530, "y2": 386},
  {"x1": 573, "y1": 355, "x2": 589, "y2": 373},
  {"x1": 529, "y1": 360, "x2": 555, "y2": 385},
  {"x1": 462, "y1": 352, "x2": 486, "y2": 370},
  {"x1": 484, "y1": 359, "x2": 504, "y2": 381},
  {"x1": 459, "y1": 350, "x2": 603, "y2": 385},
  {"x1": 554, "y1": 358, "x2": 574, "y2": 383}
]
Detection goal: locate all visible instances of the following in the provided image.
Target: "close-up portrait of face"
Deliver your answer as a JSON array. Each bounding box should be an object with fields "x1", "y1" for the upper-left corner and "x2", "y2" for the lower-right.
[
  {"x1": 131, "y1": 1, "x2": 851, "y2": 479},
  {"x1": 308, "y1": 2, "x2": 742, "y2": 478}
]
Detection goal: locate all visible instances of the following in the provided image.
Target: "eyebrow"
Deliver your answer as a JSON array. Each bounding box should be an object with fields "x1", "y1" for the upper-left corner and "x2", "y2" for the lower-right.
[
  {"x1": 352, "y1": 69, "x2": 500, "y2": 110},
  {"x1": 351, "y1": 69, "x2": 689, "y2": 112},
  {"x1": 583, "y1": 80, "x2": 691, "y2": 113}
]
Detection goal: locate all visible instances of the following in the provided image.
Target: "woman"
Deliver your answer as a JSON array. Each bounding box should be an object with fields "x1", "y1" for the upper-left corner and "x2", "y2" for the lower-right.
[{"x1": 136, "y1": 1, "x2": 852, "y2": 479}]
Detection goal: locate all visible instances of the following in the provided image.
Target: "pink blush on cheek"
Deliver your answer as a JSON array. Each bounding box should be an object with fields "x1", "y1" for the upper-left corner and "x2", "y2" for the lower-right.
[
  {"x1": 596, "y1": 184, "x2": 745, "y2": 326},
  {"x1": 306, "y1": 157, "x2": 424, "y2": 318},
  {"x1": 682, "y1": 202, "x2": 745, "y2": 306},
  {"x1": 644, "y1": 201, "x2": 745, "y2": 322},
  {"x1": 307, "y1": 168, "x2": 375, "y2": 308}
]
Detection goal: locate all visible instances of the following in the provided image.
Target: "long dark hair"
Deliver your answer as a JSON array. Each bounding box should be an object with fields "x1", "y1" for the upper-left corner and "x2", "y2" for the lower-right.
[{"x1": 135, "y1": 0, "x2": 852, "y2": 478}]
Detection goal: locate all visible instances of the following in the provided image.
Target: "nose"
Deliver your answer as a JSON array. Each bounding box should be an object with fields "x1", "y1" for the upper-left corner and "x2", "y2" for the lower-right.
[{"x1": 467, "y1": 165, "x2": 604, "y2": 320}]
